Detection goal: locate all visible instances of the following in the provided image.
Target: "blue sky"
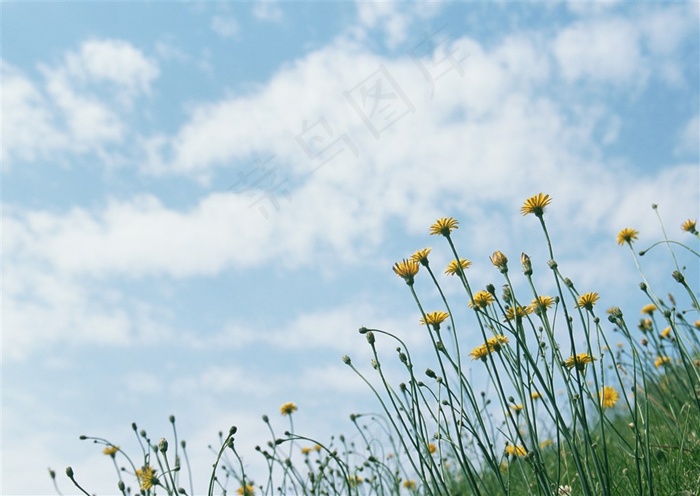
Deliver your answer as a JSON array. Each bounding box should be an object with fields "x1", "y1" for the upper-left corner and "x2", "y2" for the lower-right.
[{"x1": 2, "y1": 1, "x2": 699, "y2": 494}]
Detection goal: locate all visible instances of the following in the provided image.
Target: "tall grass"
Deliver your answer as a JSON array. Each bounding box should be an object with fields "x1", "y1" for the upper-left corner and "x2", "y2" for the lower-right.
[{"x1": 51, "y1": 195, "x2": 699, "y2": 495}]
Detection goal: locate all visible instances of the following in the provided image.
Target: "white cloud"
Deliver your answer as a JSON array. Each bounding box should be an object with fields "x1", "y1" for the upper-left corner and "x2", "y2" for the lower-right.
[
  {"x1": 554, "y1": 16, "x2": 645, "y2": 85},
  {"x1": 1, "y1": 39, "x2": 158, "y2": 166},
  {"x1": 252, "y1": 0, "x2": 283, "y2": 22},
  {"x1": 675, "y1": 115, "x2": 699, "y2": 158},
  {"x1": 211, "y1": 15, "x2": 241, "y2": 37},
  {"x1": 354, "y1": 1, "x2": 443, "y2": 49}
]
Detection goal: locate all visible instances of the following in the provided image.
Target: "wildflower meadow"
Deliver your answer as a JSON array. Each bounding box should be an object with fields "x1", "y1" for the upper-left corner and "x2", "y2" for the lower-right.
[{"x1": 51, "y1": 194, "x2": 699, "y2": 495}]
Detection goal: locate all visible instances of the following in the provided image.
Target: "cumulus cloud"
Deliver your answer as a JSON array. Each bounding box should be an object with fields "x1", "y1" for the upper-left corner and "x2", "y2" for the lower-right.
[{"x1": 1, "y1": 39, "x2": 158, "y2": 166}]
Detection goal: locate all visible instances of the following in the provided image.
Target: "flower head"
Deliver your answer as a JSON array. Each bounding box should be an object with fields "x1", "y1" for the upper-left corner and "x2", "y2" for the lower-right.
[
  {"x1": 576, "y1": 292, "x2": 600, "y2": 311},
  {"x1": 641, "y1": 304, "x2": 657, "y2": 315},
  {"x1": 392, "y1": 259, "x2": 420, "y2": 285},
  {"x1": 429, "y1": 217, "x2": 459, "y2": 236},
  {"x1": 280, "y1": 402, "x2": 298, "y2": 416},
  {"x1": 520, "y1": 193, "x2": 552, "y2": 217},
  {"x1": 599, "y1": 386, "x2": 619, "y2": 409},
  {"x1": 504, "y1": 305, "x2": 532, "y2": 321},
  {"x1": 428, "y1": 443, "x2": 437, "y2": 454},
  {"x1": 136, "y1": 466, "x2": 159, "y2": 491},
  {"x1": 564, "y1": 353, "x2": 596, "y2": 371},
  {"x1": 531, "y1": 391, "x2": 542, "y2": 400},
  {"x1": 403, "y1": 480, "x2": 417, "y2": 490},
  {"x1": 469, "y1": 290, "x2": 495, "y2": 309},
  {"x1": 301, "y1": 447, "x2": 312, "y2": 455},
  {"x1": 410, "y1": 248, "x2": 431, "y2": 265},
  {"x1": 490, "y1": 251, "x2": 508, "y2": 272},
  {"x1": 529, "y1": 296, "x2": 554, "y2": 314},
  {"x1": 616, "y1": 228, "x2": 639, "y2": 245},
  {"x1": 103, "y1": 445, "x2": 119, "y2": 457},
  {"x1": 470, "y1": 335, "x2": 509, "y2": 360},
  {"x1": 237, "y1": 484, "x2": 255, "y2": 496},
  {"x1": 420, "y1": 311, "x2": 449, "y2": 328},
  {"x1": 681, "y1": 219, "x2": 698, "y2": 234},
  {"x1": 445, "y1": 258, "x2": 472, "y2": 276},
  {"x1": 660, "y1": 327, "x2": 671, "y2": 339},
  {"x1": 654, "y1": 356, "x2": 671, "y2": 368},
  {"x1": 505, "y1": 445, "x2": 527, "y2": 457}
]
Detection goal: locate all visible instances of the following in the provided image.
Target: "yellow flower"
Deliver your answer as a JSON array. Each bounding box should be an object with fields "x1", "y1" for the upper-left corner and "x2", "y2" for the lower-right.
[
  {"x1": 348, "y1": 475, "x2": 363, "y2": 487},
  {"x1": 393, "y1": 259, "x2": 420, "y2": 284},
  {"x1": 429, "y1": 217, "x2": 459, "y2": 236},
  {"x1": 638, "y1": 318, "x2": 652, "y2": 331},
  {"x1": 641, "y1": 304, "x2": 657, "y2": 315},
  {"x1": 694, "y1": 320, "x2": 700, "y2": 330},
  {"x1": 420, "y1": 311, "x2": 449, "y2": 327},
  {"x1": 301, "y1": 447, "x2": 312, "y2": 455},
  {"x1": 470, "y1": 335, "x2": 509, "y2": 360},
  {"x1": 616, "y1": 228, "x2": 639, "y2": 245},
  {"x1": 403, "y1": 479, "x2": 417, "y2": 490},
  {"x1": 576, "y1": 292, "x2": 600, "y2": 310},
  {"x1": 280, "y1": 402, "x2": 297, "y2": 416},
  {"x1": 564, "y1": 353, "x2": 596, "y2": 371},
  {"x1": 505, "y1": 445, "x2": 527, "y2": 457},
  {"x1": 469, "y1": 343, "x2": 489, "y2": 360},
  {"x1": 529, "y1": 296, "x2": 554, "y2": 314},
  {"x1": 445, "y1": 258, "x2": 472, "y2": 275},
  {"x1": 469, "y1": 290, "x2": 495, "y2": 309},
  {"x1": 520, "y1": 193, "x2": 552, "y2": 217},
  {"x1": 504, "y1": 305, "x2": 532, "y2": 321},
  {"x1": 599, "y1": 386, "x2": 619, "y2": 409},
  {"x1": 660, "y1": 327, "x2": 671, "y2": 339},
  {"x1": 654, "y1": 356, "x2": 671, "y2": 368},
  {"x1": 237, "y1": 484, "x2": 255, "y2": 496},
  {"x1": 103, "y1": 445, "x2": 119, "y2": 457},
  {"x1": 539, "y1": 439, "x2": 553, "y2": 449},
  {"x1": 490, "y1": 251, "x2": 508, "y2": 270},
  {"x1": 410, "y1": 247, "x2": 431, "y2": 265},
  {"x1": 428, "y1": 443, "x2": 437, "y2": 454},
  {"x1": 531, "y1": 391, "x2": 541, "y2": 400},
  {"x1": 510, "y1": 404, "x2": 524, "y2": 413},
  {"x1": 681, "y1": 219, "x2": 698, "y2": 234},
  {"x1": 136, "y1": 466, "x2": 158, "y2": 491}
]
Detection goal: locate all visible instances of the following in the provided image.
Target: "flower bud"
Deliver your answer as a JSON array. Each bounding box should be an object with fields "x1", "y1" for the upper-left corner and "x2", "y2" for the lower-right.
[
  {"x1": 158, "y1": 438, "x2": 168, "y2": 453},
  {"x1": 521, "y1": 253, "x2": 532, "y2": 275}
]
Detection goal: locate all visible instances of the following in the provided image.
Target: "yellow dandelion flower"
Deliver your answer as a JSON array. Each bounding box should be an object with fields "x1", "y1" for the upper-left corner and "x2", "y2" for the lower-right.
[
  {"x1": 470, "y1": 335, "x2": 508, "y2": 360},
  {"x1": 520, "y1": 193, "x2": 552, "y2": 217},
  {"x1": 694, "y1": 320, "x2": 700, "y2": 329},
  {"x1": 638, "y1": 318, "x2": 652, "y2": 331},
  {"x1": 540, "y1": 439, "x2": 553, "y2": 449},
  {"x1": 237, "y1": 484, "x2": 255, "y2": 496},
  {"x1": 510, "y1": 404, "x2": 524, "y2": 413},
  {"x1": 445, "y1": 258, "x2": 472, "y2": 275},
  {"x1": 410, "y1": 247, "x2": 431, "y2": 265},
  {"x1": 403, "y1": 479, "x2": 417, "y2": 490},
  {"x1": 469, "y1": 344, "x2": 489, "y2": 360},
  {"x1": 469, "y1": 290, "x2": 495, "y2": 309},
  {"x1": 505, "y1": 445, "x2": 527, "y2": 457},
  {"x1": 681, "y1": 219, "x2": 698, "y2": 234},
  {"x1": 576, "y1": 292, "x2": 600, "y2": 310},
  {"x1": 531, "y1": 391, "x2": 541, "y2": 400},
  {"x1": 654, "y1": 356, "x2": 671, "y2": 368},
  {"x1": 660, "y1": 327, "x2": 671, "y2": 339},
  {"x1": 564, "y1": 353, "x2": 596, "y2": 371},
  {"x1": 393, "y1": 258, "x2": 420, "y2": 284},
  {"x1": 103, "y1": 445, "x2": 119, "y2": 457},
  {"x1": 487, "y1": 335, "x2": 509, "y2": 350},
  {"x1": 428, "y1": 443, "x2": 437, "y2": 454},
  {"x1": 420, "y1": 311, "x2": 449, "y2": 327},
  {"x1": 429, "y1": 217, "x2": 459, "y2": 236},
  {"x1": 136, "y1": 466, "x2": 158, "y2": 491},
  {"x1": 280, "y1": 402, "x2": 297, "y2": 416},
  {"x1": 616, "y1": 228, "x2": 639, "y2": 245},
  {"x1": 599, "y1": 386, "x2": 619, "y2": 409},
  {"x1": 301, "y1": 447, "x2": 312, "y2": 455},
  {"x1": 529, "y1": 296, "x2": 554, "y2": 313},
  {"x1": 348, "y1": 475, "x2": 363, "y2": 487},
  {"x1": 641, "y1": 304, "x2": 657, "y2": 315},
  {"x1": 504, "y1": 305, "x2": 532, "y2": 321}
]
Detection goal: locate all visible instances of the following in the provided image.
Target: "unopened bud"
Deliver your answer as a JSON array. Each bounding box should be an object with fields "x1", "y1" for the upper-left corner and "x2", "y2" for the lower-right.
[
  {"x1": 366, "y1": 331, "x2": 375, "y2": 345},
  {"x1": 342, "y1": 355, "x2": 351, "y2": 365},
  {"x1": 521, "y1": 253, "x2": 532, "y2": 275},
  {"x1": 158, "y1": 438, "x2": 168, "y2": 453}
]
